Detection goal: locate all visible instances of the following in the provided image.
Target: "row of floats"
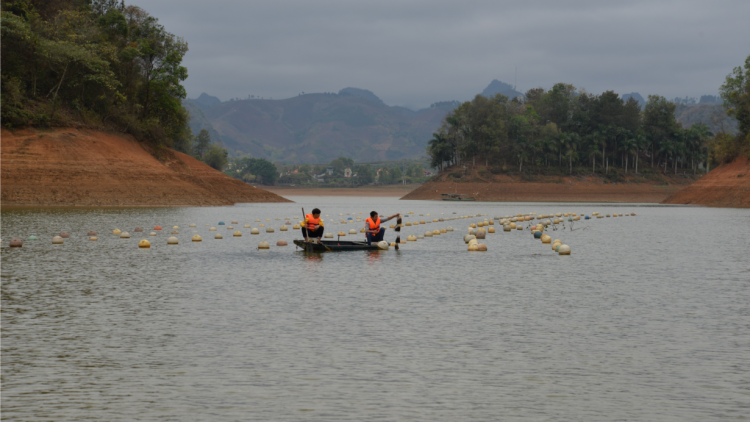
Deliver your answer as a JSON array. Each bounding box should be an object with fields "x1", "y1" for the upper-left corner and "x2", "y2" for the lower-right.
[{"x1": 4, "y1": 210, "x2": 635, "y2": 251}]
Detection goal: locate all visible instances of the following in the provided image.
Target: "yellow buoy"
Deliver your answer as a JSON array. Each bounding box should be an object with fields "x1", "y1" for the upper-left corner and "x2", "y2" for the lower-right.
[
  {"x1": 90, "y1": 236, "x2": 98, "y2": 241},
  {"x1": 266, "y1": 227, "x2": 275, "y2": 233},
  {"x1": 280, "y1": 225, "x2": 288, "y2": 231},
  {"x1": 192, "y1": 235, "x2": 202, "y2": 242},
  {"x1": 215, "y1": 233, "x2": 223, "y2": 239},
  {"x1": 189, "y1": 223, "x2": 197, "y2": 227},
  {"x1": 233, "y1": 231, "x2": 242, "y2": 237},
  {"x1": 251, "y1": 228, "x2": 260, "y2": 234},
  {"x1": 167, "y1": 236, "x2": 178, "y2": 244},
  {"x1": 113, "y1": 229, "x2": 122, "y2": 235},
  {"x1": 558, "y1": 244, "x2": 571, "y2": 255},
  {"x1": 259, "y1": 224, "x2": 265, "y2": 227},
  {"x1": 258, "y1": 241, "x2": 270, "y2": 249},
  {"x1": 293, "y1": 224, "x2": 300, "y2": 229},
  {"x1": 432, "y1": 229, "x2": 440, "y2": 235},
  {"x1": 476, "y1": 244, "x2": 487, "y2": 251},
  {"x1": 138, "y1": 239, "x2": 151, "y2": 248},
  {"x1": 232, "y1": 220, "x2": 238, "y2": 224},
  {"x1": 338, "y1": 231, "x2": 346, "y2": 237},
  {"x1": 424, "y1": 231, "x2": 433, "y2": 237},
  {"x1": 468, "y1": 243, "x2": 479, "y2": 251},
  {"x1": 52, "y1": 236, "x2": 64, "y2": 244},
  {"x1": 407, "y1": 235, "x2": 417, "y2": 241},
  {"x1": 209, "y1": 227, "x2": 217, "y2": 231},
  {"x1": 349, "y1": 229, "x2": 357, "y2": 234},
  {"x1": 488, "y1": 226, "x2": 495, "y2": 233},
  {"x1": 227, "y1": 226, "x2": 234, "y2": 230},
  {"x1": 541, "y1": 234, "x2": 551, "y2": 243}
]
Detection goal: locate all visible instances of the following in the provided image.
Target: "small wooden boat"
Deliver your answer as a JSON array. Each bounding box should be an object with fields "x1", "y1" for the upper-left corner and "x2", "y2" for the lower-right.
[
  {"x1": 293, "y1": 239, "x2": 381, "y2": 252},
  {"x1": 441, "y1": 193, "x2": 475, "y2": 201}
]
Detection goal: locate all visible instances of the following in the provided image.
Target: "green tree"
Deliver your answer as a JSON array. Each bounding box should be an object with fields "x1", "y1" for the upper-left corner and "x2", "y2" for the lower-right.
[
  {"x1": 356, "y1": 164, "x2": 373, "y2": 184},
  {"x1": 203, "y1": 144, "x2": 227, "y2": 171},
  {"x1": 193, "y1": 129, "x2": 211, "y2": 158}
]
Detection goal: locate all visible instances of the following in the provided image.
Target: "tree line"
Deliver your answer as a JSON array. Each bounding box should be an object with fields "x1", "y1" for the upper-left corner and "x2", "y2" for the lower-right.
[
  {"x1": 1, "y1": 0, "x2": 191, "y2": 151},
  {"x1": 426, "y1": 73, "x2": 749, "y2": 176}
]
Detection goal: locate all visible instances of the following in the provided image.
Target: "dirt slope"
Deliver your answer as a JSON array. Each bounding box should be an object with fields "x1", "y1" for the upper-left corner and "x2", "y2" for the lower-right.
[
  {"x1": 1, "y1": 128, "x2": 290, "y2": 207},
  {"x1": 662, "y1": 156, "x2": 750, "y2": 207},
  {"x1": 402, "y1": 170, "x2": 686, "y2": 203}
]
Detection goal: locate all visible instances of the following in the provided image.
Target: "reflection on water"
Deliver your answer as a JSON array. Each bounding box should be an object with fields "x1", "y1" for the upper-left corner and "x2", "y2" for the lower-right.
[{"x1": 2, "y1": 198, "x2": 749, "y2": 421}]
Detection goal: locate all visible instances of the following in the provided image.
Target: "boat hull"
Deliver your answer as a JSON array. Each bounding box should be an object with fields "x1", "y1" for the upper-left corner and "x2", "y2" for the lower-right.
[{"x1": 293, "y1": 239, "x2": 382, "y2": 251}]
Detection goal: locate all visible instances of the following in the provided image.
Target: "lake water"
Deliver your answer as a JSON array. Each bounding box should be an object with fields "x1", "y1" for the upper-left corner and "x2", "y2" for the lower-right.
[{"x1": 2, "y1": 198, "x2": 749, "y2": 421}]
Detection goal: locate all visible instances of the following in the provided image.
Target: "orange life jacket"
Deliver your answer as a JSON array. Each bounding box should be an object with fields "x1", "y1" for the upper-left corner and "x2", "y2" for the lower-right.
[
  {"x1": 366, "y1": 216, "x2": 381, "y2": 233},
  {"x1": 306, "y1": 214, "x2": 321, "y2": 230}
]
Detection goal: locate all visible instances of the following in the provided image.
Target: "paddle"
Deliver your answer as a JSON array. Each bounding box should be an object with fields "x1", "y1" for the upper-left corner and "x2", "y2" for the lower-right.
[{"x1": 394, "y1": 214, "x2": 402, "y2": 250}]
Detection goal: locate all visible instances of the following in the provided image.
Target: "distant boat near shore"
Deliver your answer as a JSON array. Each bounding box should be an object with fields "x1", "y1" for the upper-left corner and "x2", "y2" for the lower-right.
[{"x1": 441, "y1": 193, "x2": 475, "y2": 201}]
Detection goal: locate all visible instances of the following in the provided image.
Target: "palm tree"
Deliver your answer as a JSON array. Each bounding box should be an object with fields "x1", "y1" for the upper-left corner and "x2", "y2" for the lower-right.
[
  {"x1": 621, "y1": 136, "x2": 636, "y2": 174},
  {"x1": 633, "y1": 133, "x2": 647, "y2": 174}
]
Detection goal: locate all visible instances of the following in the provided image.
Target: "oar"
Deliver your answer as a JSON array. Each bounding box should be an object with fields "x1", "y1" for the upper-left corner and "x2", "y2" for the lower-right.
[{"x1": 394, "y1": 214, "x2": 402, "y2": 250}]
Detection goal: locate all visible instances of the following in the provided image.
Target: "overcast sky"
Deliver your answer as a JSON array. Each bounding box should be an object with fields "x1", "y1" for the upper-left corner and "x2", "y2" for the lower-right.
[{"x1": 144, "y1": 0, "x2": 750, "y2": 109}]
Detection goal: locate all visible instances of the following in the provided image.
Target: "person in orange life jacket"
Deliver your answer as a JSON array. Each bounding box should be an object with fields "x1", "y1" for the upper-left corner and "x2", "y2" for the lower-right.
[
  {"x1": 301, "y1": 208, "x2": 325, "y2": 242},
  {"x1": 364, "y1": 210, "x2": 401, "y2": 245}
]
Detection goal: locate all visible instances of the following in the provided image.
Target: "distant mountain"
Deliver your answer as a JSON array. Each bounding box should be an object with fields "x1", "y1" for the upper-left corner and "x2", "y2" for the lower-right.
[
  {"x1": 621, "y1": 92, "x2": 646, "y2": 109},
  {"x1": 184, "y1": 92, "x2": 450, "y2": 163},
  {"x1": 190, "y1": 93, "x2": 222, "y2": 111},
  {"x1": 338, "y1": 87, "x2": 384, "y2": 104},
  {"x1": 481, "y1": 80, "x2": 524, "y2": 100}
]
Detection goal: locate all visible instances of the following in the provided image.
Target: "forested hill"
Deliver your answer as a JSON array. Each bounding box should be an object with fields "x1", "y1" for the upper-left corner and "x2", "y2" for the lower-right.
[{"x1": 184, "y1": 93, "x2": 455, "y2": 163}]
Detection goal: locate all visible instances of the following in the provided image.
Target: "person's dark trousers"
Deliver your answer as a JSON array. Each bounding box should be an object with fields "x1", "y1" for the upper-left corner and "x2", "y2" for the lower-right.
[
  {"x1": 366, "y1": 228, "x2": 386, "y2": 245},
  {"x1": 301, "y1": 226, "x2": 324, "y2": 240}
]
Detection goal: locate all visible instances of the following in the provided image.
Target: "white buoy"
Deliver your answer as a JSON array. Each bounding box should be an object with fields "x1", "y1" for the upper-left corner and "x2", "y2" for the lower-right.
[
  {"x1": 251, "y1": 228, "x2": 260, "y2": 234},
  {"x1": 558, "y1": 244, "x2": 571, "y2": 255},
  {"x1": 464, "y1": 234, "x2": 476, "y2": 243},
  {"x1": 167, "y1": 236, "x2": 178, "y2": 244},
  {"x1": 244, "y1": 224, "x2": 251, "y2": 228},
  {"x1": 189, "y1": 223, "x2": 197, "y2": 227},
  {"x1": 377, "y1": 241, "x2": 389, "y2": 250},
  {"x1": 280, "y1": 225, "x2": 288, "y2": 231},
  {"x1": 52, "y1": 236, "x2": 64, "y2": 244},
  {"x1": 149, "y1": 232, "x2": 157, "y2": 236},
  {"x1": 120, "y1": 232, "x2": 131, "y2": 238},
  {"x1": 349, "y1": 229, "x2": 357, "y2": 234},
  {"x1": 424, "y1": 231, "x2": 433, "y2": 237},
  {"x1": 324, "y1": 233, "x2": 333, "y2": 238},
  {"x1": 266, "y1": 227, "x2": 275, "y2": 233}
]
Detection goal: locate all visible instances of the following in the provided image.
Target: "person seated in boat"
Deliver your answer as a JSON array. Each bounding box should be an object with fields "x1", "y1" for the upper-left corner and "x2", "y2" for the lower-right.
[
  {"x1": 365, "y1": 211, "x2": 401, "y2": 245},
  {"x1": 302, "y1": 208, "x2": 324, "y2": 242}
]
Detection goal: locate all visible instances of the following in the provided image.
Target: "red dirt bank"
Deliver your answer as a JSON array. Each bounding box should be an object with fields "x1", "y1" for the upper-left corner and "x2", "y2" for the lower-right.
[
  {"x1": 1, "y1": 128, "x2": 290, "y2": 207},
  {"x1": 662, "y1": 156, "x2": 750, "y2": 207},
  {"x1": 402, "y1": 171, "x2": 686, "y2": 203}
]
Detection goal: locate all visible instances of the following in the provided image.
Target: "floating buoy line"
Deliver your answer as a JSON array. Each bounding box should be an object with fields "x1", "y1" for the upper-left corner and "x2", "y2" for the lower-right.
[{"x1": 2, "y1": 210, "x2": 637, "y2": 254}]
